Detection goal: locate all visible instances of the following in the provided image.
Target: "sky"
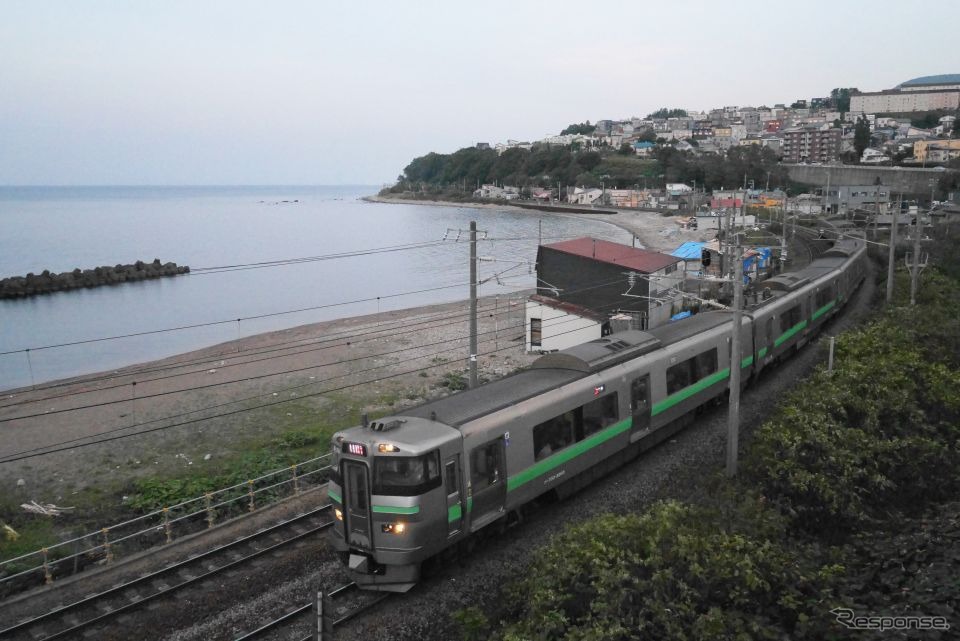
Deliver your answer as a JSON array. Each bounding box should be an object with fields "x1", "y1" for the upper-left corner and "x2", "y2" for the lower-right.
[{"x1": 1, "y1": 0, "x2": 957, "y2": 186}]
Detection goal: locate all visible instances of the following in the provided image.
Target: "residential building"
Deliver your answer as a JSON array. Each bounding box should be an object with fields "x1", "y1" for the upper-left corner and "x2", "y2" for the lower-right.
[
  {"x1": 914, "y1": 139, "x2": 960, "y2": 164},
  {"x1": 474, "y1": 184, "x2": 520, "y2": 200},
  {"x1": 524, "y1": 296, "x2": 605, "y2": 353},
  {"x1": 569, "y1": 187, "x2": 604, "y2": 205},
  {"x1": 526, "y1": 238, "x2": 686, "y2": 350},
  {"x1": 666, "y1": 183, "x2": 693, "y2": 196},
  {"x1": 860, "y1": 148, "x2": 890, "y2": 164},
  {"x1": 819, "y1": 185, "x2": 890, "y2": 215},
  {"x1": 781, "y1": 125, "x2": 841, "y2": 163},
  {"x1": 633, "y1": 141, "x2": 656, "y2": 156}
]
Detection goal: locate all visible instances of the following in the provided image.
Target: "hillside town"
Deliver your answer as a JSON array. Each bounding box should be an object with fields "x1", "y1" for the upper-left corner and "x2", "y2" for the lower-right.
[{"x1": 490, "y1": 75, "x2": 960, "y2": 167}]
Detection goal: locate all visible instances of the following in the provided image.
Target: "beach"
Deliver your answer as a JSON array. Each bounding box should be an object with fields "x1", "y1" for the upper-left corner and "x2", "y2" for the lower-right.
[{"x1": 365, "y1": 193, "x2": 719, "y2": 252}]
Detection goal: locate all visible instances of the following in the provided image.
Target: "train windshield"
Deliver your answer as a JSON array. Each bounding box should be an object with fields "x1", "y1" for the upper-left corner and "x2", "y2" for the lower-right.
[{"x1": 373, "y1": 451, "x2": 441, "y2": 496}]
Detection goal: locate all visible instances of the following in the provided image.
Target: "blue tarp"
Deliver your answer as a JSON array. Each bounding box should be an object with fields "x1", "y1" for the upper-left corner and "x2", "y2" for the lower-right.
[
  {"x1": 670, "y1": 311, "x2": 692, "y2": 322},
  {"x1": 671, "y1": 241, "x2": 706, "y2": 260},
  {"x1": 743, "y1": 247, "x2": 772, "y2": 273}
]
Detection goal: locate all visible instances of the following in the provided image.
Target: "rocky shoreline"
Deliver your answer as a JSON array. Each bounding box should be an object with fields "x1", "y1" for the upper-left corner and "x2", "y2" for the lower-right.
[{"x1": 0, "y1": 259, "x2": 189, "y2": 299}]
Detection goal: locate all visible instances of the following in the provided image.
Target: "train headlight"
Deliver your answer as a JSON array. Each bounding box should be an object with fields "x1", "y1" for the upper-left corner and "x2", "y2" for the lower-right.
[
  {"x1": 377, "y1": 443, "x2": 401, "y2": 453},
  {"x1": 381, "y1": 522, "x2": 406, "y2": 534},
  {"x1": 334, "y1": 508, "x2": 343, "y2": 521}
]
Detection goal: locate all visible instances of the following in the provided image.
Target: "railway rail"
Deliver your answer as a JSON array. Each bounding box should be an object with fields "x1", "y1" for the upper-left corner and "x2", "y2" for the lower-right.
[
  {"x1": 233, "y1": 582, "x2": 390, "y2": 641},
  {"x1": 0, "y1": 506, "x2": 333, "y2": 641}
]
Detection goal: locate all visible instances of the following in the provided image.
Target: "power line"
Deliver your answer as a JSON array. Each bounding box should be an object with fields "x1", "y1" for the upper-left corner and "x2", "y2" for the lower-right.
[
  {"x1": 0, "y1": 322, "x2": 526, "y2": 463},
  {"x1": 1, "y1": 274, "x2": 626, "y2": 416},
  {"x1": 0, "y1": 280, "x2": 477, "y2": 357},
  {"x1": 188, "y1": 239, "x2": 456, "y2": 275},
  {"x1": 0, "y1": 309, "x2": 523, "y2": 421},
  {"x1": 0, "y1": 299, "x2": 514, "y2": 407},
  {"x1": 0, "y1": 280, "x2": 634, "y2": 463}
]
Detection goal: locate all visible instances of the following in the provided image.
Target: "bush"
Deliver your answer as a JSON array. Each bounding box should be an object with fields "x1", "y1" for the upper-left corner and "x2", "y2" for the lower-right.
[
  {"x1": 498, "y1": 500, "x2": 841, "y2": 640},
  {"x1": 746, "y1": 299, "x2": 960, "y2": 536}
]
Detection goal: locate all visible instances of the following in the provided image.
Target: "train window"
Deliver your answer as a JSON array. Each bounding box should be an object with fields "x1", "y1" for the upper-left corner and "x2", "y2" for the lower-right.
[
  {"x1": 444, "y1": 461, "x2": 457, "y2": 494},
  {"x1": 779, "y1": 305, "x2": 801, "y2": 333},
  {"x1": 533, "y1": 411, "x2": 575, "y2": 461},
  {"x1": 765, "y1": 318, "x2": 773, "y2": 346},
  {"x1": 631, "y1": 377, "x2": 649, "y2": 414},
  {"x1": 530, "y1": 318, "x2": 542, "y2": 347},
  {"x1": 694, "y1": 349, "x2": 717, "y2": 379},
  {"x1": 372, "y1": 451, "x2": 441, "y2": 496},
  {"x1": 470, "y1": 441, "x2": 502, "y2": 491},
  {"x1": 666, "y1": 358, "x2": 694, "y2": 395},
  {"x1": 667, "y1": 348, "x2": 717, "y2": 396},
  {"x1": 582, "y1": 393, "x2": 619, "y2": 437},
  {"x1": 816, "y1": 285, "x2": 833, "y2": 309}
]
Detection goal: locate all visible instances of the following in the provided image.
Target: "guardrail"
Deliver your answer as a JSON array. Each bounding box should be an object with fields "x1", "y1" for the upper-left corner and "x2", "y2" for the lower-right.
[{"x1": 0, "y1": 453, "x2": 332, "y2": 596}]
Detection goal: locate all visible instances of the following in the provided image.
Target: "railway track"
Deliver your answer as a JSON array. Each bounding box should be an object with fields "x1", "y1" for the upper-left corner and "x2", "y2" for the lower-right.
[
  {"x1": 233, "y1": 582, "x2": 390, "y2": 641},
  {"x1": 0, "y1": 505, "x2": 333, "y2": 641}
]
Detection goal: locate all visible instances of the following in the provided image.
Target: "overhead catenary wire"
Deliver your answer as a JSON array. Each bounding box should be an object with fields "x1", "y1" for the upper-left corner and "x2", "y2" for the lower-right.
[
  {"x1": 0, "y1": 309, "x2": 621, "y2": 465},
  {"x1": 0, "y1": 230, "x2": 601, "y2": 360},
  {"x1": 0, "y1": 298, "x2": 515, "y2": 407},
  {"x1": 0, "y1": 274, "x2": 628, "y2": 418},
  {"x1": 188, "y1": 239, "x2": 456, "y2": 275},
  {"x1": 0, "y1": 276, "x2": 638, "y2": 463}
]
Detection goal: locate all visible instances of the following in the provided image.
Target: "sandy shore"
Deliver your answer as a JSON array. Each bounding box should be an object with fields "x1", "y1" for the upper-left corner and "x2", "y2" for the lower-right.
[{"x1": 365, "y1": 193, "x2": 719, "y2": 252}]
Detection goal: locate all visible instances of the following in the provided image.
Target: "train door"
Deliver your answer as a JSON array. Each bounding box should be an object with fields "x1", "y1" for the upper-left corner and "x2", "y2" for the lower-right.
[
  {"x1": 342, "y1": 460, "x2": 372, "y2": 549},
  {"x1": 469, "y1": 437, "x2": 506, "y2": 527},
  {"x1": 631, "y1": 374, "x2": 651, "y2": 432},
  {"x1": 444, "y1": 456, "x2": 464, "y2": 536}
]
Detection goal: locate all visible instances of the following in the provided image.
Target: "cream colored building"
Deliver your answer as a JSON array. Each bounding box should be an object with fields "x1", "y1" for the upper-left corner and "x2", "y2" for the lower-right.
[
  {"x1": 914, "y1": 139, "x2": 960, "y2": 164},
  {"x1": 850, "y1": 89, "x2": 960, "y2": 114}
]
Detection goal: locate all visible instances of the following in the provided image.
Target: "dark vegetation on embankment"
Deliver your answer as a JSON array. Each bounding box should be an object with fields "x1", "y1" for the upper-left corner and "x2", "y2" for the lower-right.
[
  {"x1": 454, "y1": 229, "x2": 960, "y2": 640},
  {"x1": 0, "y1": 259, "x2": 189, "y2": 299}
]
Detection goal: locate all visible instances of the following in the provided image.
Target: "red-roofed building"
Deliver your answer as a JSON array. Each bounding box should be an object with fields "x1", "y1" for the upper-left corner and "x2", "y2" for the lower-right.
[{"x1": 526, "y1": 238, "x2": 685, "y2": 351}]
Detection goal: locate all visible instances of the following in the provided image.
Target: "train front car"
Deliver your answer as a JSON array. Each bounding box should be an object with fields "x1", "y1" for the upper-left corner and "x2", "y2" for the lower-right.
[{"x1": 327, "y1": 416, "x2": 461, "y2": 592}]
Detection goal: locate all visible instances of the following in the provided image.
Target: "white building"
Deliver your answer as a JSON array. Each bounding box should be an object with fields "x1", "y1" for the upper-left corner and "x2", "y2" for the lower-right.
[{"x1": 525, "y1": 296, "x2": 605, "y2": 352}]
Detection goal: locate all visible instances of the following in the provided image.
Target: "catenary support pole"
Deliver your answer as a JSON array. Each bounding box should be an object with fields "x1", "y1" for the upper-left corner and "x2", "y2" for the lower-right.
[
  {"x1": 469, "y1": 221, "x2": 478, "y2": 388},
  {"x1": 726, "y1": 254, "x2": 743, "y2": 477},
  {"x1": 886, "y1": 193, "x2": 900, "y2": 304}
]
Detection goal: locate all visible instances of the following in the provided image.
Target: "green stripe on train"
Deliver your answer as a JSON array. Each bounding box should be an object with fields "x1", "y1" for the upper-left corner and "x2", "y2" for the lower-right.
[
  {"x1": 328, "y1": 490, "x2": 341, "y2": 503},
  {"x1": 812, "y1": 300, "x2": 836, "y2": 321},
  {"x1": 774, "y1": 320, "x2": 808, "y2": 347},
  {"x1": 372, "y1": 504, "x2": 420, "y2": 515},
  {"x1": 652, "y1": 368, "x2": 730, "y2": 416},
  {"x1": 506, "y1": 417, "x2": 633, "y2": 492}
]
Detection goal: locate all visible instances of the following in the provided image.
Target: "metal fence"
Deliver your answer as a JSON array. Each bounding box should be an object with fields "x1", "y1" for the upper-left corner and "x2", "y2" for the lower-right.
[{"x1": 0, "y1": 453, "x2": 332, "y2": 596}]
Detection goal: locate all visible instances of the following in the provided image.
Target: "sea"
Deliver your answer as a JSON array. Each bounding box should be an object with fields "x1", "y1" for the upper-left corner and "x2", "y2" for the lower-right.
[{"x1": 0, "y1": 185, "x2": 633, "y2": 390}]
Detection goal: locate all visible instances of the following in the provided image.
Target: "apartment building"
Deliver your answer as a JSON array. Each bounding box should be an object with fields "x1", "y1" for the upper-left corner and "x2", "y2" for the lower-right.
[{"x1": 781, "y1": 126, "x2": 841, "y2": 163}]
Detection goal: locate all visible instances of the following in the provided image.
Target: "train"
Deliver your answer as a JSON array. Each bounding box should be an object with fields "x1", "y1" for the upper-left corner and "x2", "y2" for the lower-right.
[{"x1": 326, "y1": 234, "x2": 868, "y2": 592}]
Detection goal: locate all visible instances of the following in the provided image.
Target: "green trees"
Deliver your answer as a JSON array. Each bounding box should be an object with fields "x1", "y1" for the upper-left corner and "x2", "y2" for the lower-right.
[
  {"x1": 394, "y1": 139, "x2": 794, "y2": 195},
  {"x1": 560, "y1": 121, "x2": 595, "y2": 135},
  {"x1": 853, "y1": 116, "x2": 871, "y2": 159},
  {"x1": 829, "y1": 87, "x2": 856, "y2": 113},
  {"x1": 647, "y1": 107, "x2": 688, "y2": 119}
]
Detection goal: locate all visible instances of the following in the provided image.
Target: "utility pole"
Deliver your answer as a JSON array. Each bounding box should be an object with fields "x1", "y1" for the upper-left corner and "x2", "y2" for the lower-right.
[
  {"x1": 886, "y1": 193, "x2": 901, "y2": 304},
  {"x1": 726, "y1": 253, "x2": 743, "y2": 477},
  {"x1": 469, "y1": 221, "x2": 478, "y2": 388}
]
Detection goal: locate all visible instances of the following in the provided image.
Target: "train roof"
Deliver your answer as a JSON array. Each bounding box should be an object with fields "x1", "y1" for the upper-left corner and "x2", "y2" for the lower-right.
[
  {"x1": 530, "y1": 330, "x2": 661, "y2": 373},
  {"x1": 646, "y1": 310, "x2": 732, "y2": 345},
  {"x1": 404, "y1": 367, "x2": 584, "y2": 428}
]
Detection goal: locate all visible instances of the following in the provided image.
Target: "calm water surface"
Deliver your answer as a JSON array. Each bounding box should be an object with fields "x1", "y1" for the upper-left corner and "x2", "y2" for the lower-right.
[{"x1": 0, "y1": 186, "x2": 632, "y2": 389}]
